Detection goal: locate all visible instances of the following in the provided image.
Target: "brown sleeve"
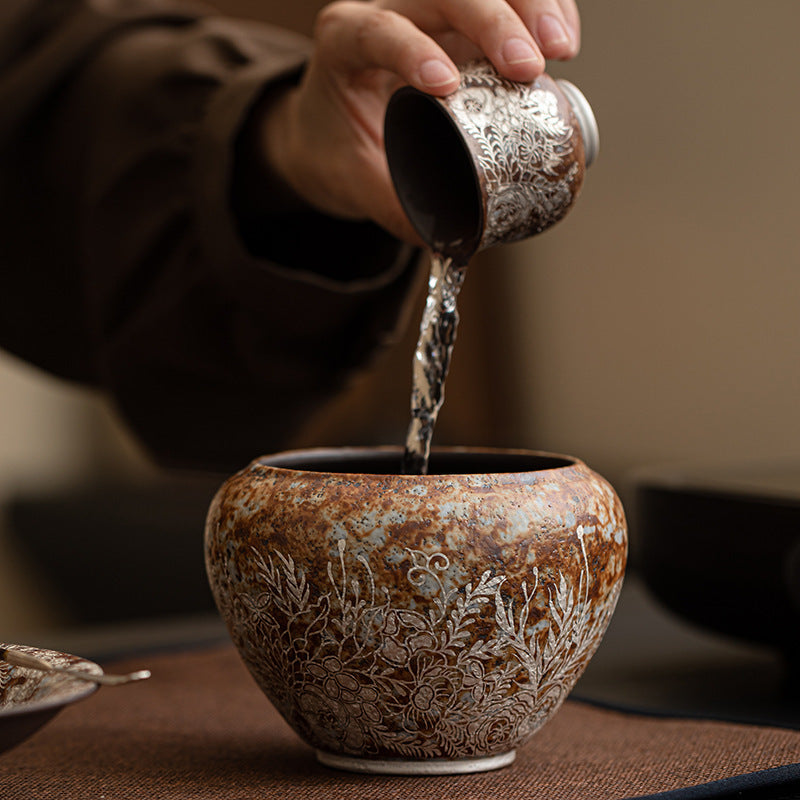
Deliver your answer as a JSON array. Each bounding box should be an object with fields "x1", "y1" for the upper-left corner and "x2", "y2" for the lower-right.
[{"x1": 0, "y1": 0, "x2": 420, "y2": 471}]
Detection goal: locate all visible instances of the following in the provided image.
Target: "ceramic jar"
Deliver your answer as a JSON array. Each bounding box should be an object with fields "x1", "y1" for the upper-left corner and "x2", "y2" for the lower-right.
[{"x1": 204, "y1": 447, "x2": 626, "y2": 775}]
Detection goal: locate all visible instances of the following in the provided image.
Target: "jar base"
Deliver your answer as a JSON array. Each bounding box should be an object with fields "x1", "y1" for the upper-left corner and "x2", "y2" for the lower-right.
[{"x1": 315, "y1": 749, "x2": 516, "y2": 775}]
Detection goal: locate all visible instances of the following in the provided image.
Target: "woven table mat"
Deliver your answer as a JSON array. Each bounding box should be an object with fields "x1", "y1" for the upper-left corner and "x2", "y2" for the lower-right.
[{"x1": 2, "y1": 644, "x2": 800, "y2": 800}]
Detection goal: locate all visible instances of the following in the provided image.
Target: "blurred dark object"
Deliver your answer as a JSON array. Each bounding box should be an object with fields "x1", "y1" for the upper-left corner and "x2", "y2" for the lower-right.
[
  {"x1": 634, "y1": 461, "x2": 800, "y2": 665},
  {"x1": 6, "y1": 476, "x2": 224, "y2": 624}
]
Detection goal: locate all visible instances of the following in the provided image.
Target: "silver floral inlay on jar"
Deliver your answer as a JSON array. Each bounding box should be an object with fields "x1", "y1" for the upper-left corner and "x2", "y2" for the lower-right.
[
  {"x1": 205, "y1": 448, "x2": 627, "y2": 775},
  {"x1": 220, "y1": 532, "x2": 615, "y2": 761}
]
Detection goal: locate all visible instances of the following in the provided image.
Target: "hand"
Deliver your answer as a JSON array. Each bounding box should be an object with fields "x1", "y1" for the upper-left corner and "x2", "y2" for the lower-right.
[{"x1": 261, "y1": 0, "x2": 581, "y2": 243}]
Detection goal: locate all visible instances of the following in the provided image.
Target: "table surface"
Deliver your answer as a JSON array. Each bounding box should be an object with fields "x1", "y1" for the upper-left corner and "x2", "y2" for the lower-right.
[
  {"x1": 4, "y1": 576, "x2": 799, "y2": 799},
  {"x1": 3, "y1": 638, "x2": 800, "y2": 800}
]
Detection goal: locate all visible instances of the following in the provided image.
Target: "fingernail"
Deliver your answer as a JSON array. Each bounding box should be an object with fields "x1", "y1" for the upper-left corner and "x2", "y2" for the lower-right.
[
  {"x1": 538, "y1": 14, "x2": 571, "y2": 49},
  {"x1": 502, "y1": 37, "x2": 541, "y2": 66},
  {"x1": 419, "y1": 59, "x2": 457, "y2": 88}
]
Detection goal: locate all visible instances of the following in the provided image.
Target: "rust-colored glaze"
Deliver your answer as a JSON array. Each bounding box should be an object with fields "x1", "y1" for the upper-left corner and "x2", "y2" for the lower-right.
[{"x1": 205, "y1": 448, "x2": 626, "y2": 765}]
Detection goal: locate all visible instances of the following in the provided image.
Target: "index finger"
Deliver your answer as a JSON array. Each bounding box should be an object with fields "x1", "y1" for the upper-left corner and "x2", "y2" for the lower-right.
[{"x1": 379, "y1": 0, "x2": 545, "y2": 82}]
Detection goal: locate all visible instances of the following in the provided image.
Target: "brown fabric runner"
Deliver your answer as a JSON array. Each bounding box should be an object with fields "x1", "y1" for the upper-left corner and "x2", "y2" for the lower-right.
[{"x1": 1, "y1": 644, "x2": 799, "y2": 800}]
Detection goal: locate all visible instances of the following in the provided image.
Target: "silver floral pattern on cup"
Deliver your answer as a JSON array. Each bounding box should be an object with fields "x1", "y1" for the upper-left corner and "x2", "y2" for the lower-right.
[{"x1": 385, "y1": 60, "x2": 598, "y2": 262}]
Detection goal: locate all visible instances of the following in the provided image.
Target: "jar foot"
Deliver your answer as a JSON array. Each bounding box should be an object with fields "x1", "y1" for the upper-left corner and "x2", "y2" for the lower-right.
[{"x1": 315, "y1": 749, "x2": 516, "y2": 775}]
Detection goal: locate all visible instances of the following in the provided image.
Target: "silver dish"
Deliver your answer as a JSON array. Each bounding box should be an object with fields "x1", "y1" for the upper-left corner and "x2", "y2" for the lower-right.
[{"x1": 0, "y1": 643, "x2": 101, "y2": 755}]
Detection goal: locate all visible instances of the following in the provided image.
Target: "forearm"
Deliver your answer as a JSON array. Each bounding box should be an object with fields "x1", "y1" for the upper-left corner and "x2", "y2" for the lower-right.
[{"x1": 0, "y1": 0, "x2": 419, "y2": 469}]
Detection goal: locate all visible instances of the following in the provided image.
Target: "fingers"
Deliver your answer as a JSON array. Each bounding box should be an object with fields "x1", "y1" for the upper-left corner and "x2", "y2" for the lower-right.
[
  {"x1": 557, "y1": 0, "x2": 581, "y2": 49},
  {"x1": 519, "y1": 0, "x2": 581, "y2": 60},
  {"x1": 299, "y1": 0, "x2": 582, "y2": 237},
  {"x1": 316, "y1": 0, "x2": 581, "y2": 97},
  {"x1": 374, "y1": 0, "x2": 580, "y2": 83},
  {"x1": 314, "y1": 2, "x2": 460, "y2": 96},
  {"x1": 380, "y1": 0, "x2": 540, "y2": 82},
  {"x1": 457, "y1": 0, "x2": 578, "y2": 68}
]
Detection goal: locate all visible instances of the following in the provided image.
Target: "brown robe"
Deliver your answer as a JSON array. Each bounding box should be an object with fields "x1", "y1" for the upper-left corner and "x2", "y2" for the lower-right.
[{"x1": 0, "y1": 0, "x2": 419, "y2": 470}]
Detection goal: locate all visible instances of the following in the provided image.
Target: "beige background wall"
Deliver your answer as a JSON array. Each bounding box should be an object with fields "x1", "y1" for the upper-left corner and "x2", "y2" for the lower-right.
[
  {"x1": 2, "y1": 1, "x2": 799, "y2": 636},
  {"x1": 0, "y1": 355, "x2": 156, "y2": 637},
  {"x1": 498, "y1": 1, "x2": 800, "y2": 487}
]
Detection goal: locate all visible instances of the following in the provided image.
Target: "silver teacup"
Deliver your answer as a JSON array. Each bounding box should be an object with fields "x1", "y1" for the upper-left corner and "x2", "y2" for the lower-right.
[{"x1": 385, "y1": 60, "x2": 599, "y2": 262}]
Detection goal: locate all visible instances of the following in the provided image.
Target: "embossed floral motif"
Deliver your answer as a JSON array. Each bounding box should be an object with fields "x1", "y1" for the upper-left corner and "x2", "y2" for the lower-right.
[
  {"x1": 448, "y1": 60, "x2": 580, "y2": 248},
  {"x1": 0, "y1": 662, "x2": 22, "y2": 705},
  {"x1": 0, "y1": 646, "x2": 96, "y2": 708},
  {"x1": 213, "y1": 527, "x2": 620, "y2": 760}
]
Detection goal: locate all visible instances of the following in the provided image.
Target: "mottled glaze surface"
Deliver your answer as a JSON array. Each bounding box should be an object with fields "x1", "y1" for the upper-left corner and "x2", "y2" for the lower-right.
[{"x1": 205, "y1": 448, "x2": 626, "y2": 766}]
